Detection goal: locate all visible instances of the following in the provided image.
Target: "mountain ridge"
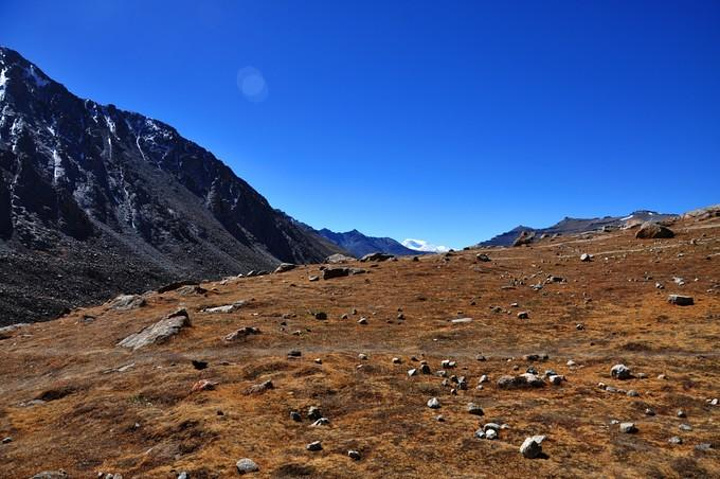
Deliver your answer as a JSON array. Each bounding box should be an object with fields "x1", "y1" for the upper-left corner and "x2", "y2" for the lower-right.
[{"x1": 0, "y1": 46, "x2": 342, "y2": 324}]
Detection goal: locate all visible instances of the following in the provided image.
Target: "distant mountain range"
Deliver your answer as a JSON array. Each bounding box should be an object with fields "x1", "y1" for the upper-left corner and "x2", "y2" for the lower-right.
[
  {"x1": 401, "y1": 238, "x2": 450, "y2": 253},
  {"x1": 0, "y1": 46, "x2": 342, "y2": 324},
  {"x1": 315, "y1": 228, "x2": 419, "y2": 257},
  {"x1": 478, "y1": 210, "x2": 677, "y2": 247}
]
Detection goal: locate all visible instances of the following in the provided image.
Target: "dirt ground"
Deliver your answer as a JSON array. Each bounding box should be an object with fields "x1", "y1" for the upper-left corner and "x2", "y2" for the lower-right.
[{"x1": 1, "y1": 216, "x2": 718, "y2": 478}]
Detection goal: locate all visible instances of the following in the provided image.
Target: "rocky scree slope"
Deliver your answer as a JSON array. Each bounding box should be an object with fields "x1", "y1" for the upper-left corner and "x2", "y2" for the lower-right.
[{"x1": 0, "y1": 46, "x2": 341, "y2": 325}]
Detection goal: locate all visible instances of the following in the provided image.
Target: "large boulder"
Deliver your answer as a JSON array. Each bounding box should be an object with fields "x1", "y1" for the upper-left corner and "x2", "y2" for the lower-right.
[
  {"x1": 108, "y1": 294, "x2": 146, "y2": 311},
  {"x1": 360, "y1": 252, "x2": 395, "y2": 262},
  {"x1": 512, "y1": 231, "x2": 535, "y2": 247},
  {"x1": 118, "y1": 309, "x2": 190, "y2": 351},
  {"x1": 324, "y1": 253, "x2": 356, "y2": 264},
  {"x1": 520, "y1": 435, "x2": 546, "y2": 458},
  {"x1": 322, "y1": 267, "x2": 366, "y2": 280},
  {"x1": 635, "y1": 222, "x2": 674, "y2": 239}
]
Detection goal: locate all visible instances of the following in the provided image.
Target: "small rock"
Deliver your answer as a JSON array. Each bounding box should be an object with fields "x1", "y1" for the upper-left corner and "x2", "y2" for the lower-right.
[
  {"x1": 1, "y1": 436, "x2": 12, "y2": 444},
  {"x1": 427, "y1": 397, "x2": 441, "y2": 409},
  {"x1": 311, "y1": 418, "x2": 330, "y2": 426},
  {"x1": 191, "y1": 360, "x2": 208, "y2": 370},
  {"x1": 620, "y1": 422, "x2": 638, "y2": 434},
  {"x1": 308, "y1": 406, "x2": 322, "y2": 420},
  {"x1": 695, "y1": 443, "x2": 712, "y2": 452},
  {"x1": 191, "y1": 379, "x2": 217, "y2": 392},
  {"x1": 358, "y1": 353, "x2": 368, "y2": 360},
  {"x1": 408, "y1": 368, "x2": 418, "y2": 377},
  {"x1": 485, "y1": 429, "x2": 498, "y2": 440},
  {"x1": 357, "y1": 317, "x2": 368, "y2": 325},
  {"x1": 520, "y1": 435, "x2": 546, "y2": 459},
  {"x1": 580, "y1": 253, "x2": 592, "y2": 262},
  {"x1": 392, "y1": 357, "x2": 402, "y2": 364},
  {"x1": 668, "y1": 436, "x2": 683, "y2": 445},
  {"x1": 517, "y1": 311, "x2": 529, "y2": 319},
  {"x1": 236, "y1": 458, "x2": 259, "y2": 474},
  {"x1": 306, "y1": 441, "x2": 323, "y2": 451},
  {"x1": 467, "y1": 403, "x2": 484, "y2": 416},
  {"x1": 668, "y1": 295, "x2": 694, "y2": 306},
  {"x1": 677, "y1": 410, "x2": 686, "y2": 418},
  {"x1": 246, "y1": 380, "x2": 274, "y2": 395},
  {"x1": 347, "y1": 450, "x2": 361, "y2": 460},
  {"x1": 290, "y1": 411, "x2": 301, "y2": 422},
  {"x1": 679, "y1": 424, "x2": 692, "y2": 431},
  {"x1": 645, "y1": 408, "x2": 656, "y2": 416},
  {"x1": 626, "y1": 390, "x2": 639, "y2": 397},
  {"x1": 288, "y1": 350, "x2": 302, "y2": 358},
  {"x1": 610, "y1": 364, "x2": 632, "y2": 380}
]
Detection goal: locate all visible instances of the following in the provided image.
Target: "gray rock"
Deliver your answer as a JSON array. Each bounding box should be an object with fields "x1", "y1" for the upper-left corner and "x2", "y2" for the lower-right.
[
  {"x1": 274, "y1": 263, "x2": 296, "y2": 273},
  {"x1": 1, "y1": 436, "x2": 11, "y2": 444},
  {"x1": 324, "y1": 253, "x2": 356, "y2": 264},
  {"x1": 610, "y1": 364, "x2": 632, "y2": 380},
  {"x1": 427, "y1": 397, "x2": 441, "y2": 409},
  {"x1": 360, "y1": 252, "x2": 395, "y2": 262},
  {"x1": 177, "y1": 473, "x2": 189, "y2": 479},
  {"x1": 474, "y1": 429, "x2": 486, "y2": 439},
  {"x1": 679, "y1": 424, "x2": 693, "y2": 431},
  {"x1": 517, "y1": 311, "x2": 529, "y2": 319},
  {"x1": 203, "y1": 301, "x2": 246, "y2": 313},
  {"x1": 450, "y1": 317, "x2": 473, "y2": 324},
  {"x1": 497, "y1": 373, "x2": 545, "y2": 389},
  {"x1": 308, "y1": 406, "x2": 322, "y2": 420},
  {"x1": 668, "y1": 295, "x2": 694, "y2": 306},
  {"x1": 695, "y1": 443, "x2": 712, "y2": 452},
  {"x1": 117, "y1": 309, "x2": 190, "y2": 350},
  {"x1": 476, "y1": 253, "x2": 491, "y2": 262},
  {"x1": 306, "y1": 440, "x2": 323, "y2": 451},
  {"x1": 620, "y1": 422, "x2": 638, "y2": 433},
  {"x1": 677, "y1": 410, "x2": 686, "y2": 418},
  {"x1": 520, "y1": 435, "x2": 546, "y2": 458},
  {"x1": 635, "y1": 222, "x2": 674, "y2": 239},
  {"x1": 108, "y1": 294, "x2": 146, "y2": 311},
  {"x1": 0, "y1": 323, "x2": 30, "y2": 339},
  {"x1": 580, "y1": 253, "x2": 592, "y2": 262},
  {"x1": 311, "y1": 417, "x2": 330, "y2": 426},
  {"x1": 408, "y1": 368, "x2": 418, "y2": 377},
  {"x1": 668, "y1": 436, "x2": 683, "y2": 445},
  {"x1": 348, "y1": 449, "x2": 361, "y2": 460},
  {"x1": 224, "y1": 327, "x2": 260, "y2": 341},
  {"x1": 467, "y1": 403, "x2": 484, "y2": 416},
  {"x1": 485, "y1": 429, "x2": 498, "y2": 440},
  {"x1": 30, "y1": 472, "x2": 69, "y2": 479},
  {"x1": 246, "y1": 380, "x2": 274, "y2": 395},
  {"x1": 290, "y1": 411, "x2": 301, "y2": 422},
  {"x1": 236, "y1": 458, "x2": 259, "y2": 474},
  {"x1": 484, "y1": 423, "x2": 501, "y2": 432}
]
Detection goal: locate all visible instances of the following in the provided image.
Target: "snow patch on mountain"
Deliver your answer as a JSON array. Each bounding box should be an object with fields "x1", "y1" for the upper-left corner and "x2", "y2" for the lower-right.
[{"x1": 402, "y1": 238, "x2": 450, "y2": 253}]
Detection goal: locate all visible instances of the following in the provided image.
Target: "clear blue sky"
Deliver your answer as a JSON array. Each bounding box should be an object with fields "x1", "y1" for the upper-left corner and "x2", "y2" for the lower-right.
[{"x1": 2, "y1": 1, "x2": 719, "y2": 248}]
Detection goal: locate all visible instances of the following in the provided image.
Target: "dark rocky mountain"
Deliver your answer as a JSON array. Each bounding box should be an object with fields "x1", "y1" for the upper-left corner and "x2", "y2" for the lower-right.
[
  {"x1": 315, "y1": 228, "x2": 420, "y2": 257},
  {"x1": 0, "y1": 46, "x2": 342, "y2": 325},
  {"x1": 479, "y1": 211, "x2": 677, "y2": 247}
]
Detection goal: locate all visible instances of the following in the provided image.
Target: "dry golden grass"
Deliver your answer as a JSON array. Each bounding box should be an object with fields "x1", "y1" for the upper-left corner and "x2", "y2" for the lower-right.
[{"x1": 1, "y1": 217, "x2": 718, "y2": 478}]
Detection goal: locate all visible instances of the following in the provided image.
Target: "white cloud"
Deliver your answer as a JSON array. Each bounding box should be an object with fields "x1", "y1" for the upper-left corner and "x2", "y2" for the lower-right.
[{"x1": 402, "y1": 238, "x2": 450, "y2": 253}]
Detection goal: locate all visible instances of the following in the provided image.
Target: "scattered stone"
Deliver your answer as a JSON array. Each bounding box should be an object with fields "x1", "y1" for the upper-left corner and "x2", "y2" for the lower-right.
[
  {"x1": 191, "y1": 379, "x2": 216, "y2": 393},
  {"x1": 358, "y1": 353, "x2": 368, "y2": 360},
  {"x1": 308, "y1": 275, "x2": 319, "y2": 282},
  {"x1": 314, "y1": 311, "x2": 328, "y2": 320},
  {"x1": 30, "y1": 471, "x2": 69, "y2": 479},
  {"x1": 191, "y1": 360, "x2": 208, "y2": 370},
  {"x1": 668, "y1": 436, "x2": 683, "y2": 445},
  {"x1": 620, "y1": 422, "x2": 638, "y2": 433},
  {"x1": 2, "y1": 437, "x2": 12, "y2": 444},
  {"x1": 549, "y1": 375, "x2": 565, "y2": 386},
  {"x1": 176, "y1": 284, "x2": 207, "y2": 296},
  {"x1": 360, "y1": 252, "x2": 395, "y2": 262},
  {"x1": 177, "y1": 472, "x2": 189, "y2": 479},
  {"x1": 347, "y1": 450, "x2": 361, "y2": 460},
  {"x1": 392, "y1": 357, "x2": 402, "y2": 364},
  {"x1": 224, "y1": 327, "x2": 261, "y2": 341},
  {"x1": 450, "y1": 317, "x2": 473, "y2": 324},
  {"x1": 288, "y1": 350, "x2": 302, "y2": 358},
  {"x1": 306, "y1": 441, "x2": 323, "y2": 451},
  {"x1": 520, "y1": 435, "x2": 546, "y2": 458},
  {"x1": 635, "y1": 222, "x2": 675, "y2": 239},
  {"x1": 476, "y1": 253, "x2": 491, "y2": 262},
  {"x1": 314, "y1": 358, "x2": 322, "y2": 364},
  {"x1": 517, "y1": 311, "x2": 529, "y2": 319},
  {"x1": 274, "y1": 263, "x2": 296, "y2": 273},
  {"x1": 485, "y1": 429, "x2": 498, "y2": 440},
  {"x1": 0, "y1": 323, "x2": 30, "y2": 340},
  {"x1": 610, "y1": 364, "x2": 632, "y2": 380},
  {"x1": 441, "y1": 359, "x2": 456, "y2": 369},
  {"x1": 695, "y1": 443, "x2": 713, "y2": 452},
  {"x1": 290, "y1": 411, "x2": 302, "y2": 422},
  {"x1": 566, "y1": 360, "x2": 577, "y2": 367},
  {"x1": 580, "y1": 253, "x2": 592, "y2": 262},
  {"x1": 246, "y1": 380, "x2": 274, "y2": 395},
  {"x1": 308, "y1": 406, "x2": 322, "y2": 420},
  {"x1": 677, "y1": 410, "x2": 687, "y2": 418},
  {"x1": 427, "y1": 397, "x2": 441, "y2": 409},
  {"x1": 312, "y1": 418, "x2": 330, "y2": 426},
  {"x1": 117, "y1": 309, "x2": 190, "y2": 351},
  {"x1": 467, "y1": 403, "x2": 484, "y2": 416},
  {"x1": 357, "y1": 317, "x2": 368, "y2": 325},
  {"x1": 576, "y1": 323, "x2": 584, "y2": 331},
  {"x1": 474, "y1": 429, "x2": 486, "y2": 439},
  {"x1": 204, "y1": 301, "x2": 246, "y2": 314},
  {"x1": 108, "y1": 294, "x2": 146, "y2": 311},
  {"x1": 512, "y1": 231, "x2": 535, "y2": 247},
  {"x1": 668, "y1": 295, "x2": 694, "y2": 306},
  {"x1": 419, "y1": 363, "x2": 431, "y2": 374},
  {"x1": 325, "y1": 253, "x2": 356, "y2": 264},
  {"x1": 408, "y1": 368, "x2": 418, "y2": 377},
  {"x1": 679, "y1": 424, "x2": 693, "y2": 431},
  {"x1": 236, "y1": 458, "x2": 259, "y2": 474},
  {"x1": 645, "y1": 408, "x2": 656, "y2": 416},
  {"x1": 626, "y1": 390, "x2": 639, "y2": 397},
  {"x1": 497, "y1": 374, "x2": 545, "y2": 389}
]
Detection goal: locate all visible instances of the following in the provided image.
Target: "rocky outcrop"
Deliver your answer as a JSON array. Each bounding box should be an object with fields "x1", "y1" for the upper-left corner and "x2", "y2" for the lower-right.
[
  {"x1": 117, "y1": 309, "x2": 190, "y2": 350},
  {"x1": 635, "y1": 222, "x2": 675, "y2": 239}
]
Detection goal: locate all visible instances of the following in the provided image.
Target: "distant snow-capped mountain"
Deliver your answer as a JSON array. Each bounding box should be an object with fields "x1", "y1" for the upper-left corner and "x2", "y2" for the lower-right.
[{"x1": 402, "y1": 238, "x2": 450, "y2": 253}]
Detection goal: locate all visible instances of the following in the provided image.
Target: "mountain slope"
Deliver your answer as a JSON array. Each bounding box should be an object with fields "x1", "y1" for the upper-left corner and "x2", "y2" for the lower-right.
[
  {"x1": 316, "y1": 228, "x2": 419, "y2": 257},
  {"x1": 478, "y1": 211, "x2": 677, "y2": 247},
  {"x1": 0, "y1": 46, "x2": 340, "y2": 324}
]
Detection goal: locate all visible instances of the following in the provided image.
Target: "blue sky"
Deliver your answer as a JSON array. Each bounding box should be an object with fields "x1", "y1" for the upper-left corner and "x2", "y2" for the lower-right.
[{"x1": 2, "y1": 0, "x2": 719, "y2": 248}]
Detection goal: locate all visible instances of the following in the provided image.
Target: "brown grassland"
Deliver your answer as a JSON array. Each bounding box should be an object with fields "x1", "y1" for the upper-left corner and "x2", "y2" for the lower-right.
[{"x1": 1, "y1": 216, "x2": 718, "y2": 478}]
